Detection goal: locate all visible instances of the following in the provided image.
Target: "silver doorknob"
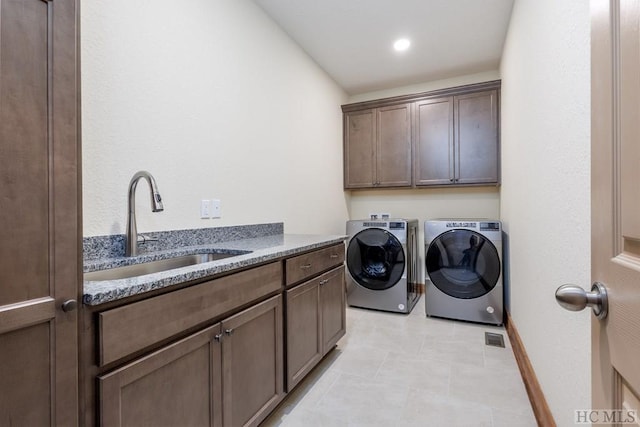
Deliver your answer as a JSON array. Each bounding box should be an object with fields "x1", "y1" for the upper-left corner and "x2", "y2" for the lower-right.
[
  {"x1": 555, "y1": 282, "x2": 608, "y2": 319},
  {"x1": 61, "y1": 299, "x2": 78, "y2": 313}
]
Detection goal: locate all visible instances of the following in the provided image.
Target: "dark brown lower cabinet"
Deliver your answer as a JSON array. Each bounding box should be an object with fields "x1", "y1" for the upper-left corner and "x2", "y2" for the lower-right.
[
  {"x1": 88, "y1": 245, "x2": 344, "y2": 427},
  {"x1": 98, "y1": 295, "x2": 284, "y2": 427},
  {"x1": 221, "y1": 295, "x2": 284, "y2": 427},
  {"x1": 98, "y1": 324, "x2": 223, "y2": 427},
  {"x1": 286, "y1": 278, "x2": 323, "y2": 390},
  {"x1": 320, "y1": 267, "x2": 346, "y2": 353},
  {"x1": 286, "y1": 266, "x2": 345, "y2": 391}
]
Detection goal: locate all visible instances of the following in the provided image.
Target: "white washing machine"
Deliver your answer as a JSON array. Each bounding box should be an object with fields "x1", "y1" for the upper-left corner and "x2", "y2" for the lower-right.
[
  {"x1": 424, "y1": 219, "x2": 503, "y2": 325},
  {"x1": 346, "y1": 219, "x2": 419, "y2": 314}
]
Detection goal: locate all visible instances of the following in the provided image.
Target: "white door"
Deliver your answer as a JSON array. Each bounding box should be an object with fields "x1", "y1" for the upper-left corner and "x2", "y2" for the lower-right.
[{"x1": 560, "y1": 0, "x2": 640, "y2": 423}]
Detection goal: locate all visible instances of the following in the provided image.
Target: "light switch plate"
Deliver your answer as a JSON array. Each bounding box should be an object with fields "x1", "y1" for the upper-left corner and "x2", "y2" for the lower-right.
[
  {"x1": 200, "y1": 200, "x2": 211, "y2": 218},
  {"x1": 211, "y1": 199, "x2": 221, "y2": 218}
]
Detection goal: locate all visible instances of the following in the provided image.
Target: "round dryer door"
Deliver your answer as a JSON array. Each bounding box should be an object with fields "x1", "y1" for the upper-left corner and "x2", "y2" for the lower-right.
[
  {"x1": 426, "y1": 229, "x2": 501, "y2": 299},
  {"x1": 347, "y1": 228, "x2": 405, "y2": 291}
]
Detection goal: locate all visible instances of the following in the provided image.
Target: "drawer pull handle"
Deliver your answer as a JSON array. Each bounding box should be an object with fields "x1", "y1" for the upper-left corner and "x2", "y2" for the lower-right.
[
  {"x1": 319, "y1": 279, "x2": 329, "y2": 285},
  {"x1": 329, "y1": 254, "x2": 339, "y2": 259},
  {"x1": 214, "y1": 334, "x2": 223, "y2": 342},
  {"x1": 300, "y1": 264, "x2": 312, "y2": 269},
  {"x1": 224, "y1": 329, "x2": 234, "y2": 336}
]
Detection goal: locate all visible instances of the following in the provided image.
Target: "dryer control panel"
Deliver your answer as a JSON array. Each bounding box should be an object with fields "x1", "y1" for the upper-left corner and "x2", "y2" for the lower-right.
[
  {"x1": 480, "y1": 222, "x2": 501, "y2": 231},
  {"x1": 389, "y1": 222, "x2": 406, "y2": 229}
]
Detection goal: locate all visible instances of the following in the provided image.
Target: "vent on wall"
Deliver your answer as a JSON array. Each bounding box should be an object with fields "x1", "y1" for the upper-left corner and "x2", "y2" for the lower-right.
[{"x1": 485, "y1": 332, "x2": 506, "y2": 348}]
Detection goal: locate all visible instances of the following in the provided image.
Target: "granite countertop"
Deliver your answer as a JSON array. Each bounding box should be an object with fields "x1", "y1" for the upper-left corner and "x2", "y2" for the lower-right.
[{"x1": 83, "y1": 233, "x2": 346, "y2": 306}]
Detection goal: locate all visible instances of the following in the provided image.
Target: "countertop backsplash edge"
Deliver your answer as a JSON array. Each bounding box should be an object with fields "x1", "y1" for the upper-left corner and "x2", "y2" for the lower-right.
[{"x1": 83, "y1": 222, "x2": 284, "y2": 261}]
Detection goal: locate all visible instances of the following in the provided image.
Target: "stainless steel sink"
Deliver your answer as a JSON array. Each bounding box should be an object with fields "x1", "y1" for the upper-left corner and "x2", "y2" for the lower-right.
[{"x1": 84, "y1": 252, "x2": 246, "y2": 281}]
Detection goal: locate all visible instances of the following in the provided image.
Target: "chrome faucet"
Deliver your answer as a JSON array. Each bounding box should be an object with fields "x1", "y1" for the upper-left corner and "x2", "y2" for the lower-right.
[{"x1": 125, "y1": 171, "x2": 164, "y2": 256}]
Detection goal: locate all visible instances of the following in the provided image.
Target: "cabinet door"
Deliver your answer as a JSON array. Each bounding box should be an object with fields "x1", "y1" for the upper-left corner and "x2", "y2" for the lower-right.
[
  {"x1": 376, "y1": 103, "x2": 412, "y2": 187},
  {"x1": 0, "y1": 0, "x2": 79, "y2": 425},
  {"x1": 455, "y1": 90, "x2": 499, "y2": 184},
  {"x1": 98, "y1": 324, "x2": 223, "y2": 427},
  {"x1": 414, "y1": 97, "x2": 455, "y2": 186},
  {"x1": 286, "y1": 279, "x2": 322, "y2": 391},
  {"x1": 222, "y1": 295, "x2": 283, "y2": 427},
  {"x1": 344, "y1": 109, "x2": 376, "y2": 188},
  {"x1": 321, "y1": 266, "x2": 346, "y2": 354}
]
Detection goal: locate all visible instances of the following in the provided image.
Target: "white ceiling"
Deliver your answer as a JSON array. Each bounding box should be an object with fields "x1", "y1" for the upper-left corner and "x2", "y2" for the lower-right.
[{"x1": 252, "y1": 0, "x2": 515, "y2": 95}]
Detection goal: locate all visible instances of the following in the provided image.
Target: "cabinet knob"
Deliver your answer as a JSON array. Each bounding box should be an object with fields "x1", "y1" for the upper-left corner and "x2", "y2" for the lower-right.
[
  {"x1": 224, "y1": 328, "x2": 234, "y2": 336},
  {"x1": 300, "y1": 264, "x2": 312, "y2": 270},
  {"x1": 329, "y1": 254, "x2": 339, "y2": 259},
  {"x1": 61, "y1": 299, "x2": 77, "y2": 312},
  {"x1": 319, "y1": 279, "x2": 329, "y2": 285},
  {"x1": 214, "y1": 334, "x2": 223, "y2": 342}
]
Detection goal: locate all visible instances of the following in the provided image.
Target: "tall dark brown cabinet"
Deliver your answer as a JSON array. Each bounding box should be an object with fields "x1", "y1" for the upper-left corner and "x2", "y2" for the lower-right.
[{"x1": 0, "y1": 0, "x2": 80, "y2": 425}]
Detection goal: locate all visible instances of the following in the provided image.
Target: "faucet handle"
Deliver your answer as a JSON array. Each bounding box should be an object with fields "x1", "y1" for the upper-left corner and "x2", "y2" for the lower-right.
[{"x1": 137, "y1": 234, "x2": 159, "y2": 245}]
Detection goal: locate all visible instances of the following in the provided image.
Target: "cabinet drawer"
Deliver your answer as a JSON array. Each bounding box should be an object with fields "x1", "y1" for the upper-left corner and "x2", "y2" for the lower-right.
[
  {"x1": 285, "y1": 243, "x2": 345, "y2": 286},
  {"x1": 99, "y1": 262, "x2": 282, "y2": 366}
]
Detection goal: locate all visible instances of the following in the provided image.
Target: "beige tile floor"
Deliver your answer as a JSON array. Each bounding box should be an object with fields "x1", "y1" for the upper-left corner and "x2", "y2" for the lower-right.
[{"x1": 262, "y1": 295, "x2": 537, "y2": 427}]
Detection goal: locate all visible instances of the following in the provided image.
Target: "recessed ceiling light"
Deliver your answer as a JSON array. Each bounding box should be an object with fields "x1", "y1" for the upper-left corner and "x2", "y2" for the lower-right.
[{"x1": 393, "y1": 38, "x2": 411, "y2": 52}]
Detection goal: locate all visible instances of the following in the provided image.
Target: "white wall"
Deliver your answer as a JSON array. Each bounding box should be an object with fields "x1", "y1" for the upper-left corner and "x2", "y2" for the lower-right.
[
  {"x1": 81, "y1": 0, "x2": 349, "y2": 237},
  {"x1": 500, "y1": 0, "x2": 591, "y2": 424}
]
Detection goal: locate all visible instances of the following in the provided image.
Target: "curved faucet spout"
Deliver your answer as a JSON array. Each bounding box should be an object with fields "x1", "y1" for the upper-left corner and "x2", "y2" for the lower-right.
[{"x1": 126, "y1": 171, "x2": 164, "y2": 257}]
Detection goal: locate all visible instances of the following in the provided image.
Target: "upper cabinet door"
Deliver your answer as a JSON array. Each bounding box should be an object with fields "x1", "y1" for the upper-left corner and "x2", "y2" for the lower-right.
[
  {"x1": 344, "y1": 109, "x2": 376, "y2": 188},
  {"x1": 0, "y1": 0, "x2": 80, "y2": 425},
  {"x1": 376, "y1": 103, "x2": 412, "y2": 187},
  {"x1": 414, "y1": 97, "x2": 455, "y2": 186},
  {"x1": 454, "y1": 90, "x2": 500, "y2": 184}
]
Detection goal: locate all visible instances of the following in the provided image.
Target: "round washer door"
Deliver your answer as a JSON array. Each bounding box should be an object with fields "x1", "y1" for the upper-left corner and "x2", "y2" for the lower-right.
[
  {"x1": 347, "y1": 228, "x2": 405, "y2": 291},
  {"x1": 426, "y1": 229, "x2": 501, "y2": 299}
]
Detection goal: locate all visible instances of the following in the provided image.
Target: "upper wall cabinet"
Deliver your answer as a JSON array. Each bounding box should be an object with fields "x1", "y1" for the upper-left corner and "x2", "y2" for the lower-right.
[
  {"x1": 413, "y1": 97, "x2": 454, "y2": 186},
  {"x1": 343, "y1": 103, "x2": 412, "y2": 189},
  {"x1": 456, "y1": 90, "x2": 499, "y2": 185},
  {"x1": 342, "y1": 81, "x2": 500, "y2": 190},
  {"x1": 415, "y1": 90, "x2": 499, "y2": 186}
]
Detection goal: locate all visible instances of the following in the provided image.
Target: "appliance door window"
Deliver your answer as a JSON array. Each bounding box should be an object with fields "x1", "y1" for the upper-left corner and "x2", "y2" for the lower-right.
[
  {"x1": 426, "y1": 229, "x2": 500, "y2": 299},
  {"x1": 347, "y1": 228, "x2": 405, "y2": 291}
]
